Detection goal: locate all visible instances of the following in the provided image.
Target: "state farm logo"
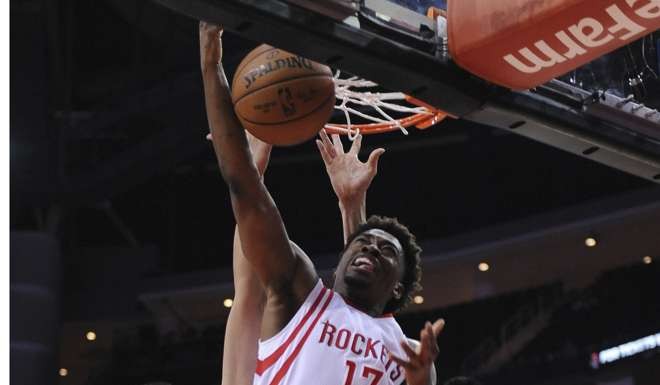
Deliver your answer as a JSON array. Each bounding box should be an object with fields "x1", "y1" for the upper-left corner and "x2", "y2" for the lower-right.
[{"x1": 503, "y1": 1, "x2": 659, "y2": 74}]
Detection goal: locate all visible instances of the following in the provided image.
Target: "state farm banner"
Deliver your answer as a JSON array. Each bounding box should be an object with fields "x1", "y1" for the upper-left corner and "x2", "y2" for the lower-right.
[{"x1": 447, "y1": 0, "x2": 660, "y2": 90}]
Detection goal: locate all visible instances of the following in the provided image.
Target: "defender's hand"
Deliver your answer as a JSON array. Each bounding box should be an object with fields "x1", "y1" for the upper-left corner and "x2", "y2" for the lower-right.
[
  {"x1": 391, "y1": 319, "x2": 445, "y2": 385},
  {"x1": 316, "y1": 130, "x2": 385, "y2": 203},
  {"x1": 199, "y1": 21, "x2": 223, "y2": 70}
]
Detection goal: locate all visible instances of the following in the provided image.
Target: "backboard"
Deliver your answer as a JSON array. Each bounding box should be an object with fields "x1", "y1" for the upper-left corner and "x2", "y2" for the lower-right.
[{"x1": 154, "y1": 0, "x2": 660, "y2": 183}]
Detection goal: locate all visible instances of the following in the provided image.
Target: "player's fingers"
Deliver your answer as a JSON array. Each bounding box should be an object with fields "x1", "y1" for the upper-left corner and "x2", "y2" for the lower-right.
[
  {"x1": 401, "y1": 340, "x2": 423, "y2": 365},
  {"x1": 348, "y1": 133, "x2": 362, "y2": 155},
  {"x1": 316, "y1": 140, "x2": 331, "y2": 165},
  {"x1": 431, "y1": 318, "x2": 446, "y2": 338},
  {"x1": 319, "y1": 129, "x2": 336, "y2": 157},
  {"x1": 418, "y1": 322, "x2": 439, "y2": 361},
  {"x1": 366, "y1": 148, "x2": 385, "y2": 172},
  {"x1": 424, "y1": 322, "x2": 434, "y2": 342},
  {"x1": 206, "y1": 133, "x2": 213, "y2": 141},
  {"x1": 331, "y1": 133, "x2": 344, "y2": 153},
  {"x1": 417, "y1": 325, "x2": 432, "y2": 362},
  {"x1": 421, "y1": 322, "x2": 432, "y2": 344},
  {"x1": 423, "y1": 323, "x2": 439, "y2": 358},
  {"x1": 402, "y1": 341, "x2": 425, "y2": 369}
]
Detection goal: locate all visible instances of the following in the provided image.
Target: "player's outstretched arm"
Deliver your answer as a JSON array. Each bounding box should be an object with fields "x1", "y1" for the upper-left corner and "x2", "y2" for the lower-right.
[
  {"x1": 199, "y1": 22, "x2": 316, "y2": 301},
  {"x1": 316, "y1": 130, "x2": 385, "y2": 243}
]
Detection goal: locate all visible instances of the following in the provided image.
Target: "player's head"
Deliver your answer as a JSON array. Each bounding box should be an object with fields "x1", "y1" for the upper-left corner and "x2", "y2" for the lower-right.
[{"x1": 333, "y1": 215, "x2": 422, "y2": 315}]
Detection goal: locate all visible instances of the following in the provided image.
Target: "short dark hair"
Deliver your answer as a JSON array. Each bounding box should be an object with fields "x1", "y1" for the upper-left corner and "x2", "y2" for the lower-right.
[
  {"x1": 443, "y1": 376, "x2": 482, "y2": 385},
  {"x1": 345, "y1": 215, "x2": 422, "y2": 314}
]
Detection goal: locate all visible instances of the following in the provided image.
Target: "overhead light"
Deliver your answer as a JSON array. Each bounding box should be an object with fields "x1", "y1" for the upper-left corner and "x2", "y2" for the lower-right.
[
  {"x1": 478, "y1": 262, "x2": 490, "y2": 272},
  {"x1": 585, "y1": 237, "x2": 597, "y2": 247},
  {"x1": 85, "y1": 331, "x2": 96, "y2": 341},
  {"x1": 643, "y1": 256, "x2": 652, "y2": 264},
  {"x1": 413, "y1": 295, "x2": 424, "y2": 304},
  {"x1": 59, "y1": 368, "x2": 68, "y2": 377},
  {"x1": 223, "y1": 298, "x2": 233, "y2": 308}
]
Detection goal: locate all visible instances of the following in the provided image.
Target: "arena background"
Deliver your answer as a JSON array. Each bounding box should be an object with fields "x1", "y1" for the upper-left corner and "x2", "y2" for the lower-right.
[{"x1": 10, "y1": 1, "x2": 660, "y2": 385}]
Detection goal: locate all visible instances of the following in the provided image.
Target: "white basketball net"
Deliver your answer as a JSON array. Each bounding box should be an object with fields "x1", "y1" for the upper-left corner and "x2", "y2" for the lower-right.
[{"x1": 325, "y1": 71, "x2": 442, "y2": 140}]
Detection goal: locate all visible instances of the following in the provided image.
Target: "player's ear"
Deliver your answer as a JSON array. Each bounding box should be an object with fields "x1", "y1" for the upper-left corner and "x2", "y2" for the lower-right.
[{"x1": 392, "y1": 282, "x2": 404, "y2": 300}]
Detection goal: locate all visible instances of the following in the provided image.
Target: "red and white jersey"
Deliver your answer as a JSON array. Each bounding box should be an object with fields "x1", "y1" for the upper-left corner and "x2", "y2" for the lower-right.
[{"x1": 254, "y1": 280, "x2": 408, "y2": 385}]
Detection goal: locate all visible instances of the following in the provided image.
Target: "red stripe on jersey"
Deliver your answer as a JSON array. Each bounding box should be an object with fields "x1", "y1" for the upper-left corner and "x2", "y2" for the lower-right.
[
  {"x1": 255, "y1": 286, "x2": 328, "y2": 375},
  {"x1": 270, "y1": 291, "x2": 334, "y2": 385}
]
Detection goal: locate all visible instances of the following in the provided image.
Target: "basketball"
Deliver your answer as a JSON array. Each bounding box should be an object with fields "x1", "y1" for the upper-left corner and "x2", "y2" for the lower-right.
[{"x1": 231, "y1": 45, "x2": 336, "y2": 146}]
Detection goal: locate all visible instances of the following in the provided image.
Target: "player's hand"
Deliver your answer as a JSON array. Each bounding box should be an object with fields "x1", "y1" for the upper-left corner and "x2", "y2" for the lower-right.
[
  {"x1": 199, "y1": 21, "x2": 223, "y2": 70},
  {"x1": 391, "y1": 319, "x2": 445, "y2": 385},
  {"x1": 316, "y1": 130, "x2": 385, "y2": 203},
  {"x1": 206, "y1": 132, "x2": 272, "y2": 177}
]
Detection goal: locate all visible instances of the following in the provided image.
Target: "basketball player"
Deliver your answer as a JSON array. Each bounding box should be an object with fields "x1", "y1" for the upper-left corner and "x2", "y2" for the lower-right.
[
  {"x1": 219, "y1": 128, "x2": 385, "y2": 385},
  {"x1": 200, "y1": 21, "x2": 444, "y2": 385},
  {"x1": 218, "y1": 130, "x2": 440, "y2": 385}
]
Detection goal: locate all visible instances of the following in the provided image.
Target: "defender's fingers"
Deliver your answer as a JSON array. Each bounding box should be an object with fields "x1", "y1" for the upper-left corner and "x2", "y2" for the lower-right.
[
  {"x1": 366, "y1": 148, "x2": 386, "y2": 171},
  {"x1": 331, "y1": 133, "x2": 344, "y2": 153},
  {"x1": 319, "y1": 130, "x2": 336, "y2": 157},
  {"x1": 348, "y1": 134, "x2": 362, "y2": 155},
  {"x1": 316, "y1": 140, "x2": 331, "y2": 165}
]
